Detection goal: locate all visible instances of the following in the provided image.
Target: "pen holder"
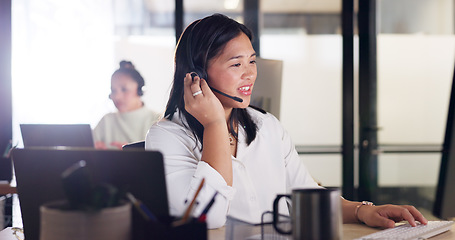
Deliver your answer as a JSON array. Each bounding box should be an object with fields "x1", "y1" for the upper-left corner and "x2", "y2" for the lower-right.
[{"x1": 133, "y1": 215, "x2": 207, "y2": 240}]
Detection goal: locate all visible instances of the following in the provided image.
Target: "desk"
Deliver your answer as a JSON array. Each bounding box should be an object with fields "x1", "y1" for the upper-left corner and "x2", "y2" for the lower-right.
[
  {"x1": 207, "y1": 223, "x2": 455, "y2": 240},
  {"x1": 2, "y1": 223, "x2": 454, "y2": 240}
]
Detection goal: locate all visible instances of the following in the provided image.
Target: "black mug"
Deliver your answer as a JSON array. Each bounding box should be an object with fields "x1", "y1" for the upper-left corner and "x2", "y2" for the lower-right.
[{"x1": 272, "y1": 188, "x2": 342, "y2": 240}]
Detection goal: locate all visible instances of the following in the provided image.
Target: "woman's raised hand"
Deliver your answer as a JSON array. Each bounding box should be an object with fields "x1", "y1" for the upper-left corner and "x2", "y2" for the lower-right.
[{"x1": 183, "y1": 73, "x2": 226, "y2": 127}]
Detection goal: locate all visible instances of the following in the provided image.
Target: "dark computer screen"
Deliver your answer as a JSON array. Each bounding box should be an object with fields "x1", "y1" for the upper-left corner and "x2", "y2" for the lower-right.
[
  {"x1": 433, "y1": 66, "x2": 455, "y2": 220},
  {"x1": 20, "y1": 124, "x2": 94, "y2": 148}
]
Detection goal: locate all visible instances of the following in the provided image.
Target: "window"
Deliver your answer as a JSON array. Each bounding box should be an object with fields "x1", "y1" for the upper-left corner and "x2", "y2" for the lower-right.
[
  {"x1": 260, "y1": 0, "x2": 343, "y2": 187},
  {"x1": 11, "y1": 0, "x2": 176, "y2": 147},
  {"x1": 376, "y1": 0, "x2": 455, "y2": 207}
]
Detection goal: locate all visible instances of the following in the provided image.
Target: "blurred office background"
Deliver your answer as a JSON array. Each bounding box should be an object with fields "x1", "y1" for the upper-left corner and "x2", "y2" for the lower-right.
[{"x1": 1, "y1": 0, "x2": 455, "y2": 220}]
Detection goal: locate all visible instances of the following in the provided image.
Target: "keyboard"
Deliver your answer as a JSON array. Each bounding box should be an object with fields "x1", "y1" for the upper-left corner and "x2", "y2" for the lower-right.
[{"x1": 355, "y1": 220, "x2": 454, "y2": 240}]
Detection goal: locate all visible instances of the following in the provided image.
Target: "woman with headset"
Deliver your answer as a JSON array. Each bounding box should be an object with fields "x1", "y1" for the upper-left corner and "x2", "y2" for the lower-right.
[
  {"x1": 94, "y1": 60, "x2": 160, "y2": 149},
  {"x1": 145, "y1": 14, "x2": 427, "y2": 229}
]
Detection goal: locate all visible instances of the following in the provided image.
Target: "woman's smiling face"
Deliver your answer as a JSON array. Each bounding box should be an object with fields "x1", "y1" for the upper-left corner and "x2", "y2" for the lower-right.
[{"x1": 206, "y1": 32, "x2": 257, "y2": 109}]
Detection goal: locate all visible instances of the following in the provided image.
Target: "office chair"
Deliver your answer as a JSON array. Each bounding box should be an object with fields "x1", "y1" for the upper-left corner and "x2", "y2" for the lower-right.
[{"x1": 122, "y1": 141, "x2": 145, "y2": 150}]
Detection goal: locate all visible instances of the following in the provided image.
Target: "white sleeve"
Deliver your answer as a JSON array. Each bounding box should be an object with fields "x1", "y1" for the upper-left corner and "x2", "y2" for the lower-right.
[{"x1": 145, "y1": 122, "x2": 236, "y2": 229}]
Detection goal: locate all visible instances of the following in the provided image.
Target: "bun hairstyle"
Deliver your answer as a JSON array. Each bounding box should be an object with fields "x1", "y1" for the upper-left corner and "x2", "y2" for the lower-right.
[{"x1": 113, "y1": 60, "x2": 145, "y2": 96}]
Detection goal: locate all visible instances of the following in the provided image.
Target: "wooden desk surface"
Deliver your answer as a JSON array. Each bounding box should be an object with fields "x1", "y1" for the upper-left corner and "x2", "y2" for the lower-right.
[
  {"x1": 208, "y1": 222, "x2": 455, "y2": 240},
  {"x1": 0, "y1": 183, "x2": 16, "y2": 195},
  {"x1": 1, "y1": 222, "x2": 454, "y2": 239}
]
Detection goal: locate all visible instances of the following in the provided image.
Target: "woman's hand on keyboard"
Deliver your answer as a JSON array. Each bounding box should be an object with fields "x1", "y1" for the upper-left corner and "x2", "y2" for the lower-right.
[{"x1": 358, "y1": 204, "x2": 428, "y2": 229}]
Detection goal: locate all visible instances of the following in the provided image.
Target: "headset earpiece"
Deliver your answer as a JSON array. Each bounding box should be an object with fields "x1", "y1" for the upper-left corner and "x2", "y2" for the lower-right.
[{"x1": 194, "y1": 66, "x2": 206, "y2": 80}]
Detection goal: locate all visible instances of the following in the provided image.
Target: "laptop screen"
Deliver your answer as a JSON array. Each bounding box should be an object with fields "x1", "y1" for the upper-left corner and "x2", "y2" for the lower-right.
[
  {"x1": 12, "y1": 148, "x2": 169, "y2": 240},
  {"x1": 20, "y1": 124, "x2": 95, "y2": 148}
]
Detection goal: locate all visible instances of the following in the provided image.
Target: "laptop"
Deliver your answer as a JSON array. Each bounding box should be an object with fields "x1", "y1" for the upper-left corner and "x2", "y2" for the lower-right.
[
  {"x1": 11, "y1": 148, "x2": 169, "y2": 240},
  {"x1": 20, "y1": 124, "x2": 95, "y2": 148}
]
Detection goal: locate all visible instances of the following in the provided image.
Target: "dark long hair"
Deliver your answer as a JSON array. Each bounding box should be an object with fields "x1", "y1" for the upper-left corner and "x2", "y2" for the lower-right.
[{"x1": 164, "y1": 13, "x2": 261, "y2": 148}]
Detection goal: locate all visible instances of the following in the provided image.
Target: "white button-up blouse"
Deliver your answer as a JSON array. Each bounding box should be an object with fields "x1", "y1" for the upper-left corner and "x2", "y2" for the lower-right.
[{"x1": 145, "y1": 107, "x2": 320, "y2": 229}]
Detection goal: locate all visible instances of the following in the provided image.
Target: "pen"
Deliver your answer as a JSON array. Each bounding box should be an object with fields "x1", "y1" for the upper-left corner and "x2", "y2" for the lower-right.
[
  {"x1": 197, "y1": 191, "x2": 218, "y2": 222},
  {"x1": 126, "y1": 192, "x2": 158, "y2": 222},
  {"x1": 174, "y1": 178, "x2": 205, "y2": 226}
]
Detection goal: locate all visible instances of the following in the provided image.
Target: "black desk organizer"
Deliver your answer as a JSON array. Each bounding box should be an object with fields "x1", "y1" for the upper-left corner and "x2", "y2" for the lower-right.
[{"x1": 133, "y1": 212, "x2": 207, "y2": 240}]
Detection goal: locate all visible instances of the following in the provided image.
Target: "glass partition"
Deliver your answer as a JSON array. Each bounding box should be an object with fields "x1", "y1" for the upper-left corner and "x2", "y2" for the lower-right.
[
  {"x1": 260, "y1": 0, "x2": 343, "y2": 187},
  {"x1": 376, "y1": 0, "x2": 455, "y2": 208}
]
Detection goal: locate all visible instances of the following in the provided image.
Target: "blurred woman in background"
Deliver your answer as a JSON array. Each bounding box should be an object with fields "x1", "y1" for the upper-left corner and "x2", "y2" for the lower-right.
[{"x1": 94, "y1": 60, "x2": 160, "y2": 149}]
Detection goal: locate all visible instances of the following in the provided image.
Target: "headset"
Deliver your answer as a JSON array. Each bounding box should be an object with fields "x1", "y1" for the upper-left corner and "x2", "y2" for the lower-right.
[
  {"x1": 186, "y1": 19, "x2": 243, "y2": 103},
  {"x1": 108, "y1": 83, "x2": 144, "y2": 99},
  {"x1": 108, "y1": 69, "x2": 145, "y2": 99},
  {"x1": 137, "y1": 85, "x2": 144, "y2": 96}
]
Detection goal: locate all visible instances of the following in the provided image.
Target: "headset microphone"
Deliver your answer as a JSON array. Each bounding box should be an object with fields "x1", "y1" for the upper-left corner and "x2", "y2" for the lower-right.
[
  {"x1": 190, "y1": 72, "x2": 243, "y2": 102},
  {"x1": 210, "y1": 87, "x2": 244, "y2": 102}
]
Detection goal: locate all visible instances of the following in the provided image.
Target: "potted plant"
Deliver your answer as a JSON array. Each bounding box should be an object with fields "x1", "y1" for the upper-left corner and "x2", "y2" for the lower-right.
[{"x1": 39, "y1": 160, "x2": 132, "y2": 240}]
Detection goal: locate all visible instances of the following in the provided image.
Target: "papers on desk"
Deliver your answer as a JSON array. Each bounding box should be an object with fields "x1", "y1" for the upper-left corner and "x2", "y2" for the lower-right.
[
  {"x1": 225, "y1": 214, "x2": 291, "y2": 240},
  {"x1": 0, "y1": 227, "x2": 24, "y2": 240},
  {"x1": 245, "y1": 233, "x2": 289, "y2": 240}
]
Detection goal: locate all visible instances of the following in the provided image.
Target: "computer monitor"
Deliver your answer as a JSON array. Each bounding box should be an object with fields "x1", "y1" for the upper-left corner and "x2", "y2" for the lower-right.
[
  {"x1": 433, "y1": 66, "x2": 455, "y2": 220},
  {"x1": 12, "y1": 148, "x2": 169, "y2": 240},
  {"x1": 20, "y1": 124, "x2": 94, "y2": 148},
  {"x1": 250, "y1": 57, "x2": 283, "y2": 119}
]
